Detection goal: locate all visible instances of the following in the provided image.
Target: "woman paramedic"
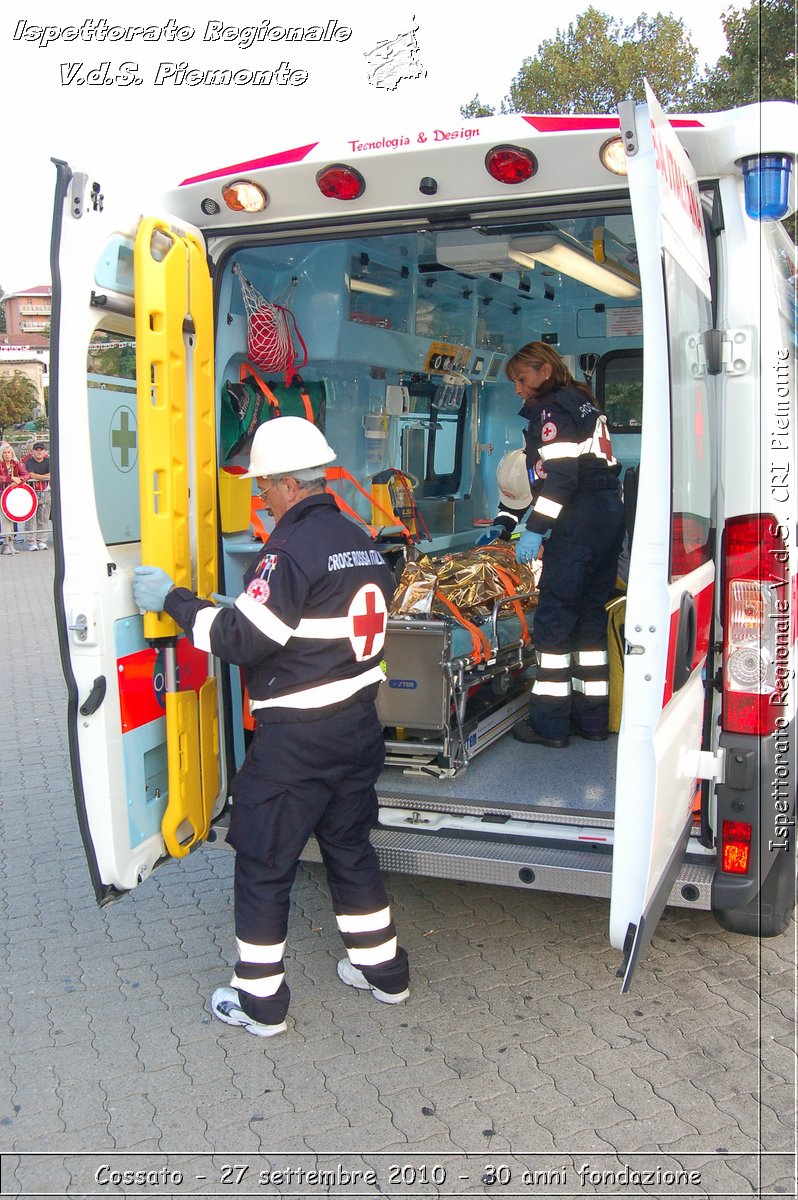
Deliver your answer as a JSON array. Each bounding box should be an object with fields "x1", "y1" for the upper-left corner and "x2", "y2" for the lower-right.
[{"x1": 489, "y1": 342, "x2": 624, "y2": 748}]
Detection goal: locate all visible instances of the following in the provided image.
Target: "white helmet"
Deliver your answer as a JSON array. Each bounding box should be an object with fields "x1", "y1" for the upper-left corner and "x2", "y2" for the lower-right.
[
  {"x1": 246, "y1": 416, "x2": 336, "y2": 477},
  {"x1": 496, "y1": 448, "x2": 532, "y2": 508}
]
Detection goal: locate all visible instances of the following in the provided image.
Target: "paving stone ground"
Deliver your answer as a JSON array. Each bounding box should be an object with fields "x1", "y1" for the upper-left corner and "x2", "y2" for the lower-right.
[{"x1": 1, "y1": 550, "x2": 795, "y2": 1198}]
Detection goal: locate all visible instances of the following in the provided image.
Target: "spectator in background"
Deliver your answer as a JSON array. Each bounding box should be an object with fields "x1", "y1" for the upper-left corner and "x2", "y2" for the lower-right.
[
  {"x1": 0, "y1": 443, "x2": 30, "y2": 556},
  {"x1": 23, "y1": 442, "x2": 51, "y2": 551}
]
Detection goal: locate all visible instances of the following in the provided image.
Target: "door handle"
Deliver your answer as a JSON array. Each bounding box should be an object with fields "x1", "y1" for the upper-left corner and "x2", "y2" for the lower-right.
[
  {"x1": 672, "y1": 591, "x2": 696, "y2": 694},
  {"x1": 80, "y1": 676, "x2": 107, "y2": 716}
]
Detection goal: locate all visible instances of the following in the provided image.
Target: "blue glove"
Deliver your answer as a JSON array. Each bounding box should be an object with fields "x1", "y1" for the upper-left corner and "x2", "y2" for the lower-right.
[
  {"x1": 211, "y1": 592, "x2": 236, "y2": 608},
  {"x1": 515, "y1": 530, "x2": 544, "y2": 564},
  {"x1": 476, "y1": 525, "x2": 504, "y2": 547},
  {"x1": 133, "y1": 565, "x2": 175, "y2": 612}
]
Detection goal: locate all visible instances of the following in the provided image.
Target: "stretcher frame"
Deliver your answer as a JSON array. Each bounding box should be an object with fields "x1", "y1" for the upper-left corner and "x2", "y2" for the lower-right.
[{"x1": 377, "y1": 592, "x2": 536, "y2": 777}]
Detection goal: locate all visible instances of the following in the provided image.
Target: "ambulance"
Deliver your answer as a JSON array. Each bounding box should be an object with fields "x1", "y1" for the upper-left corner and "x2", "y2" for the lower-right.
[{"x1": 50, "y1": 84, "x2": 797, "y2": 989}]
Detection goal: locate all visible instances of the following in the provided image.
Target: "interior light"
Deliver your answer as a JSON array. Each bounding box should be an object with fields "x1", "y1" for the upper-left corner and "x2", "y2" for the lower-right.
[
  {"x1": 600, "y1": 137, "x2": 628, "y2": 176},
  {"x1": 347, "y1": 275, "x2": 398, "y2": 297},
  {"x1": 508, "y1": 236, "x2": 640, "y2": 299},
  {"x1": 316, "y1": 164, "x2": 366, "y2": 200},
  {"x1": 221, "y1": 180, "x2": 268, "y2": 213},
  {"x1": 485, "y1": 145, "x2": 537, "y2": 185}
]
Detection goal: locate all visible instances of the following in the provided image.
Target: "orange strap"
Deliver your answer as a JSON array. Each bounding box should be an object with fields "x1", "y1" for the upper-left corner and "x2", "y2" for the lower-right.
[
  {"x1": 240, "y1": 361, "x2": 314, "y2": 422},
  {"x1": 434, "y1": 590, "x2": 491, "y2": 665},
  {"x1": 325, "y1": 465, "x2": 414, "y2": 543},
  {"x1": 491, "y1": 563, "x2": 531, "y2": 644}
]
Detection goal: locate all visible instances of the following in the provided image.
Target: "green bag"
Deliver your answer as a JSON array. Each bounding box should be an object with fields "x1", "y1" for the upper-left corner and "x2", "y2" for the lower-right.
[{"x1": 220, "y1": 363, "x2": 326, "y2": 461}]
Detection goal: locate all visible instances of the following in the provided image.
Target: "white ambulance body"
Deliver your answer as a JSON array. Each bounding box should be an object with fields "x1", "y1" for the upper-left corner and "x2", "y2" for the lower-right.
[{"x1": 50, "y1": 86, "x2": 797, "y2": 988}]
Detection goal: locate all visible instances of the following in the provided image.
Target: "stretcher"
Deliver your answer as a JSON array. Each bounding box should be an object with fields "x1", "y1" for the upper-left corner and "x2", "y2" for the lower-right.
[{"x1": 377, "y1": 592, "x2": 536, "y2": 777}]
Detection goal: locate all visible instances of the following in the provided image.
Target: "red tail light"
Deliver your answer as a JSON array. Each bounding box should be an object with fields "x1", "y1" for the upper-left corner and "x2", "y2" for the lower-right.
[
  {"x1": 484, "y1": 145, "x2": 537, "y2": 184},
  {"x1": 316, "y1": 164, "x2": 365, "y2": 200},
  {"x1": 721, "y1": 820, "x2": 752, "y2": 874},
  {"x1": 722, "y1": 515, "x2": 789, "y2": 735}
]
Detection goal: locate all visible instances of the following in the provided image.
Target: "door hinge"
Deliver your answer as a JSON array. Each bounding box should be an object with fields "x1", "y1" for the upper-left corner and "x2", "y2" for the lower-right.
[{"x1": 681, "y1": 746, "x2": 726, "y2": 783}]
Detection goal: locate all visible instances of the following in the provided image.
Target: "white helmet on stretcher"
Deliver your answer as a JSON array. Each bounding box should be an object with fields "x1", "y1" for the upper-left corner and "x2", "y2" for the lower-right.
[
  {"x1": 246, "y1": 416, "x2": 336, "y2": 477},
  {"x1": 496, "y1": 448, "x2": 533, "y2": 508}
]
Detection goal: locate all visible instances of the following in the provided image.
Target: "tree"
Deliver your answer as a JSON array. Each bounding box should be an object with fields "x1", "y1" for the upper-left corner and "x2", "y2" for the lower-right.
[
  {"x1": 460, "y1": 95, "x2": 496, "y2": 119},
  {"x1": 693, "y1": 0, "x2": 796, "y2": 109},
  {"x1": 496, "y1": 7, "x2": 701, "y2": 114},
  {"x1": 0, "y1": 371, "x2": 38, "y2": 440}
]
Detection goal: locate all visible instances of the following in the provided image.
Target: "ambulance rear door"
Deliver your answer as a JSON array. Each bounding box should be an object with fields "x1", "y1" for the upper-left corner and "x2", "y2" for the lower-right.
[
  {"x1": 610, "y1": 86, "x2": 717, "y2": 988},
  {"x1": 50, "y1": 161, "x2": 226, "y2": 903}
]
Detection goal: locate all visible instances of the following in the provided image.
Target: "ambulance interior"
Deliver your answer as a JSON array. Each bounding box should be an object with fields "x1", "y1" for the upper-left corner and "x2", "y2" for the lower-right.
[
  {"x1": 214, "y1": 211, "x2": 643, "y2": 820},
  {"x1": 204, "y1": 210, "x2": 644, "y2": 822}
]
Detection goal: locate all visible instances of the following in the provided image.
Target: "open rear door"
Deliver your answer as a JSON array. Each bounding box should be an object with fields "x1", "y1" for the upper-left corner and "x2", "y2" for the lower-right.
[
  {"x1": 610, "y1": 86, "x2": 716, "y2": 988},
  {"x1": 50, "y1": 162, "x2": 225, "y2": 902}
]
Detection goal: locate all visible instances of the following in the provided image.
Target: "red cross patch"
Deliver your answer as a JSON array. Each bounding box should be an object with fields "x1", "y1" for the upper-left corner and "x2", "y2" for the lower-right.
[
  {"x1": 534, "y1": 459, "x2": 548, "y2": 480},
  {"x1": 247, "y1": 579, "x2": 271, "y2": 604},
  {"x1": 348, "y1": 584, "x2": 387, "y2": 661},
  {"x1": 541, "y1": 421, "x2": 557, "y2": 442}
]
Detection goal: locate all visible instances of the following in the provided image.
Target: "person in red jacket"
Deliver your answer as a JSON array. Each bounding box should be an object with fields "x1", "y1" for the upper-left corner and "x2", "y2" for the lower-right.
[{"x1": 0, "y1": 443, "x2": 30, "y2": 555}]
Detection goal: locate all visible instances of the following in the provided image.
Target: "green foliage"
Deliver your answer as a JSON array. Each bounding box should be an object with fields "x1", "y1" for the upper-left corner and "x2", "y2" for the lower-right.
[
  {"x1": 460, "y1": 95, "x2": 496, "y2": 119},
  {"x1": 497, "y1": 7, "x2": 701, "y2": 114},
  {"x1": 0, "y1": 370, "x2": 38, "y2": 440},
  {"x1": 693, "y1": 0, "x2": 796, "y2": 109},
  {"x1": 89, "y1": 339, "x2": 137, "y2": 385}
]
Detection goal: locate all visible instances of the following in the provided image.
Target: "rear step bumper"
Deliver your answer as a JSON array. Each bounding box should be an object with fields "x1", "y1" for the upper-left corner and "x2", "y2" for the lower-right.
[{"x1": 301, "y1": 828, "x2": 714, "y2": 911}]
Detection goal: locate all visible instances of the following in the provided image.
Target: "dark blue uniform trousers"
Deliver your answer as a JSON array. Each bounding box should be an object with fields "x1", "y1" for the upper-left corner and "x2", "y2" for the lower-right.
[
  {"x1": 226, "y1": 691, "x2": 409, "y2": 1024},
  {"x1": 529, "y1": 489, "x2": 625, "y2": 741}
]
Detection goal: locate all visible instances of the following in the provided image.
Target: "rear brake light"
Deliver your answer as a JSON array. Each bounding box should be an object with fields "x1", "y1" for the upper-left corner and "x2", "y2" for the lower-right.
[
  {"x1": 722, "y1": 515, "x2": 790, "y2": 735},
  {"x1": 721, "y1": 820, "x2": 752, "y2": 874},
  {"x1": 316, "y1": 164, "x2": 365, "y2": 200},
  {"x1": 485, "y1": 145, "x2": 537, "y2": 185}
]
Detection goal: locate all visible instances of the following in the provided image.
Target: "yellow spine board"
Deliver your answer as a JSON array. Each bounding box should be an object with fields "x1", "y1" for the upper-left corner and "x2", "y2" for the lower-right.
[
  {"x1": 198, "y1": 675, "x2": 221, "y2": 838},
  {"x1": 135, "y1": 219, "x2": 191, "y2": 640},
  {"x1": 135, "y1": 219, "x2": 220, "y2": 858},
  {"x1": 186, "y1": 233, "x2": 218, "y2": 599},
  {"x1": 162, "y1": 691, "x2": 202, "y2": 857}
]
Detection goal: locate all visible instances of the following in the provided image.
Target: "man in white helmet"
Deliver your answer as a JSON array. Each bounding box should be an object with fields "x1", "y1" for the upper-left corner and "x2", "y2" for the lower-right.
[{"x1": 133, "y1": 416, "x2": 410, "y2": 1037}]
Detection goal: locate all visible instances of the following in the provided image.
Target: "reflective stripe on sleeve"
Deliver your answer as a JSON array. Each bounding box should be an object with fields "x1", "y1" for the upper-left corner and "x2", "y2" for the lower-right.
[
  {"x1": 234, "y1": 592, "x2": 295, "y2": 645},
  {"x1": 336, "y1": 907, "x2": 392, "y2": 934},
  {"x1": 250, "y1": 663, "x2": 386, "y2": 711},
  {"x1": 534, "y1": 496, "x2": 563, "y2": 520},
  {"x1": 293, "y1": 615, "x2": 352, "y2": 639},
  {"x1": 191, "y1": 605, "x2": 222, "y2": 653},
  {"x1": 539, "y1": 441, "x2": 580, "y2": 461},
  {"x1": 235, "y1": 938, "x2": 287, "y2": 964}
]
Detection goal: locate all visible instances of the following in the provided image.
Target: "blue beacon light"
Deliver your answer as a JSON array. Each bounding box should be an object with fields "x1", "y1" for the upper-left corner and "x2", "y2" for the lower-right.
[{"x1": 741, "y1": 153, "x2": 793, "y2": 221}]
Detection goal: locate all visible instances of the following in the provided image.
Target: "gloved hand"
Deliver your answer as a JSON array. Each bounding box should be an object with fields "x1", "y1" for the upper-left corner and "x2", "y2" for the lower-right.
[
  {"x1": 133, "y1": 565, "x2": 175, "y2": 612},
  {"x1": 515, "y1": 530, "x2": 544, "y2": 564},
  {"x1": 476, "y1": 525, "x2": 504, "y2": 547},
  {"x1": 211, "y1": 592, "x2": 236, "y2": 608}
]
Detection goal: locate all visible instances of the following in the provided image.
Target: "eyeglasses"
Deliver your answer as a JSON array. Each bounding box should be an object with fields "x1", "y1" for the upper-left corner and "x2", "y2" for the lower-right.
[{"x1": 258, "y1": 477, "x2": 284, "y2": 503}]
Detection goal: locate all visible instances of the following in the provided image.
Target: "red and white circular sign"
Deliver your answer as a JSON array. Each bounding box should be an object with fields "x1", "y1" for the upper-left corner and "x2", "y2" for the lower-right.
[{"x1": 1, "y1": 483, "x2": 38, "y2": 522}]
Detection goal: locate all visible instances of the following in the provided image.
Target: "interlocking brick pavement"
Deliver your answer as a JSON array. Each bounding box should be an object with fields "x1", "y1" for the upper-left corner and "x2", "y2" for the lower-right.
[{"x1": 1, "y1": 550, "x2": 796, "y2": 1197}]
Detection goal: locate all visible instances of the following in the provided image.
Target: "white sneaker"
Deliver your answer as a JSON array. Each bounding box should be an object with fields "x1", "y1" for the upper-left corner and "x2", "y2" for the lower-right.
[
  {"x1": 336, "y1": 958, "x2": 409, "y2": 1004},
  {"x1": 28, "y1": 544, "x2": 39, "y2": 551},
  {"x1": 37, "y1": 542, "x2": 49, "y2": 550},
  {"x1": 210, "y1": 987, "x2": 287, "y2": 1038}
]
